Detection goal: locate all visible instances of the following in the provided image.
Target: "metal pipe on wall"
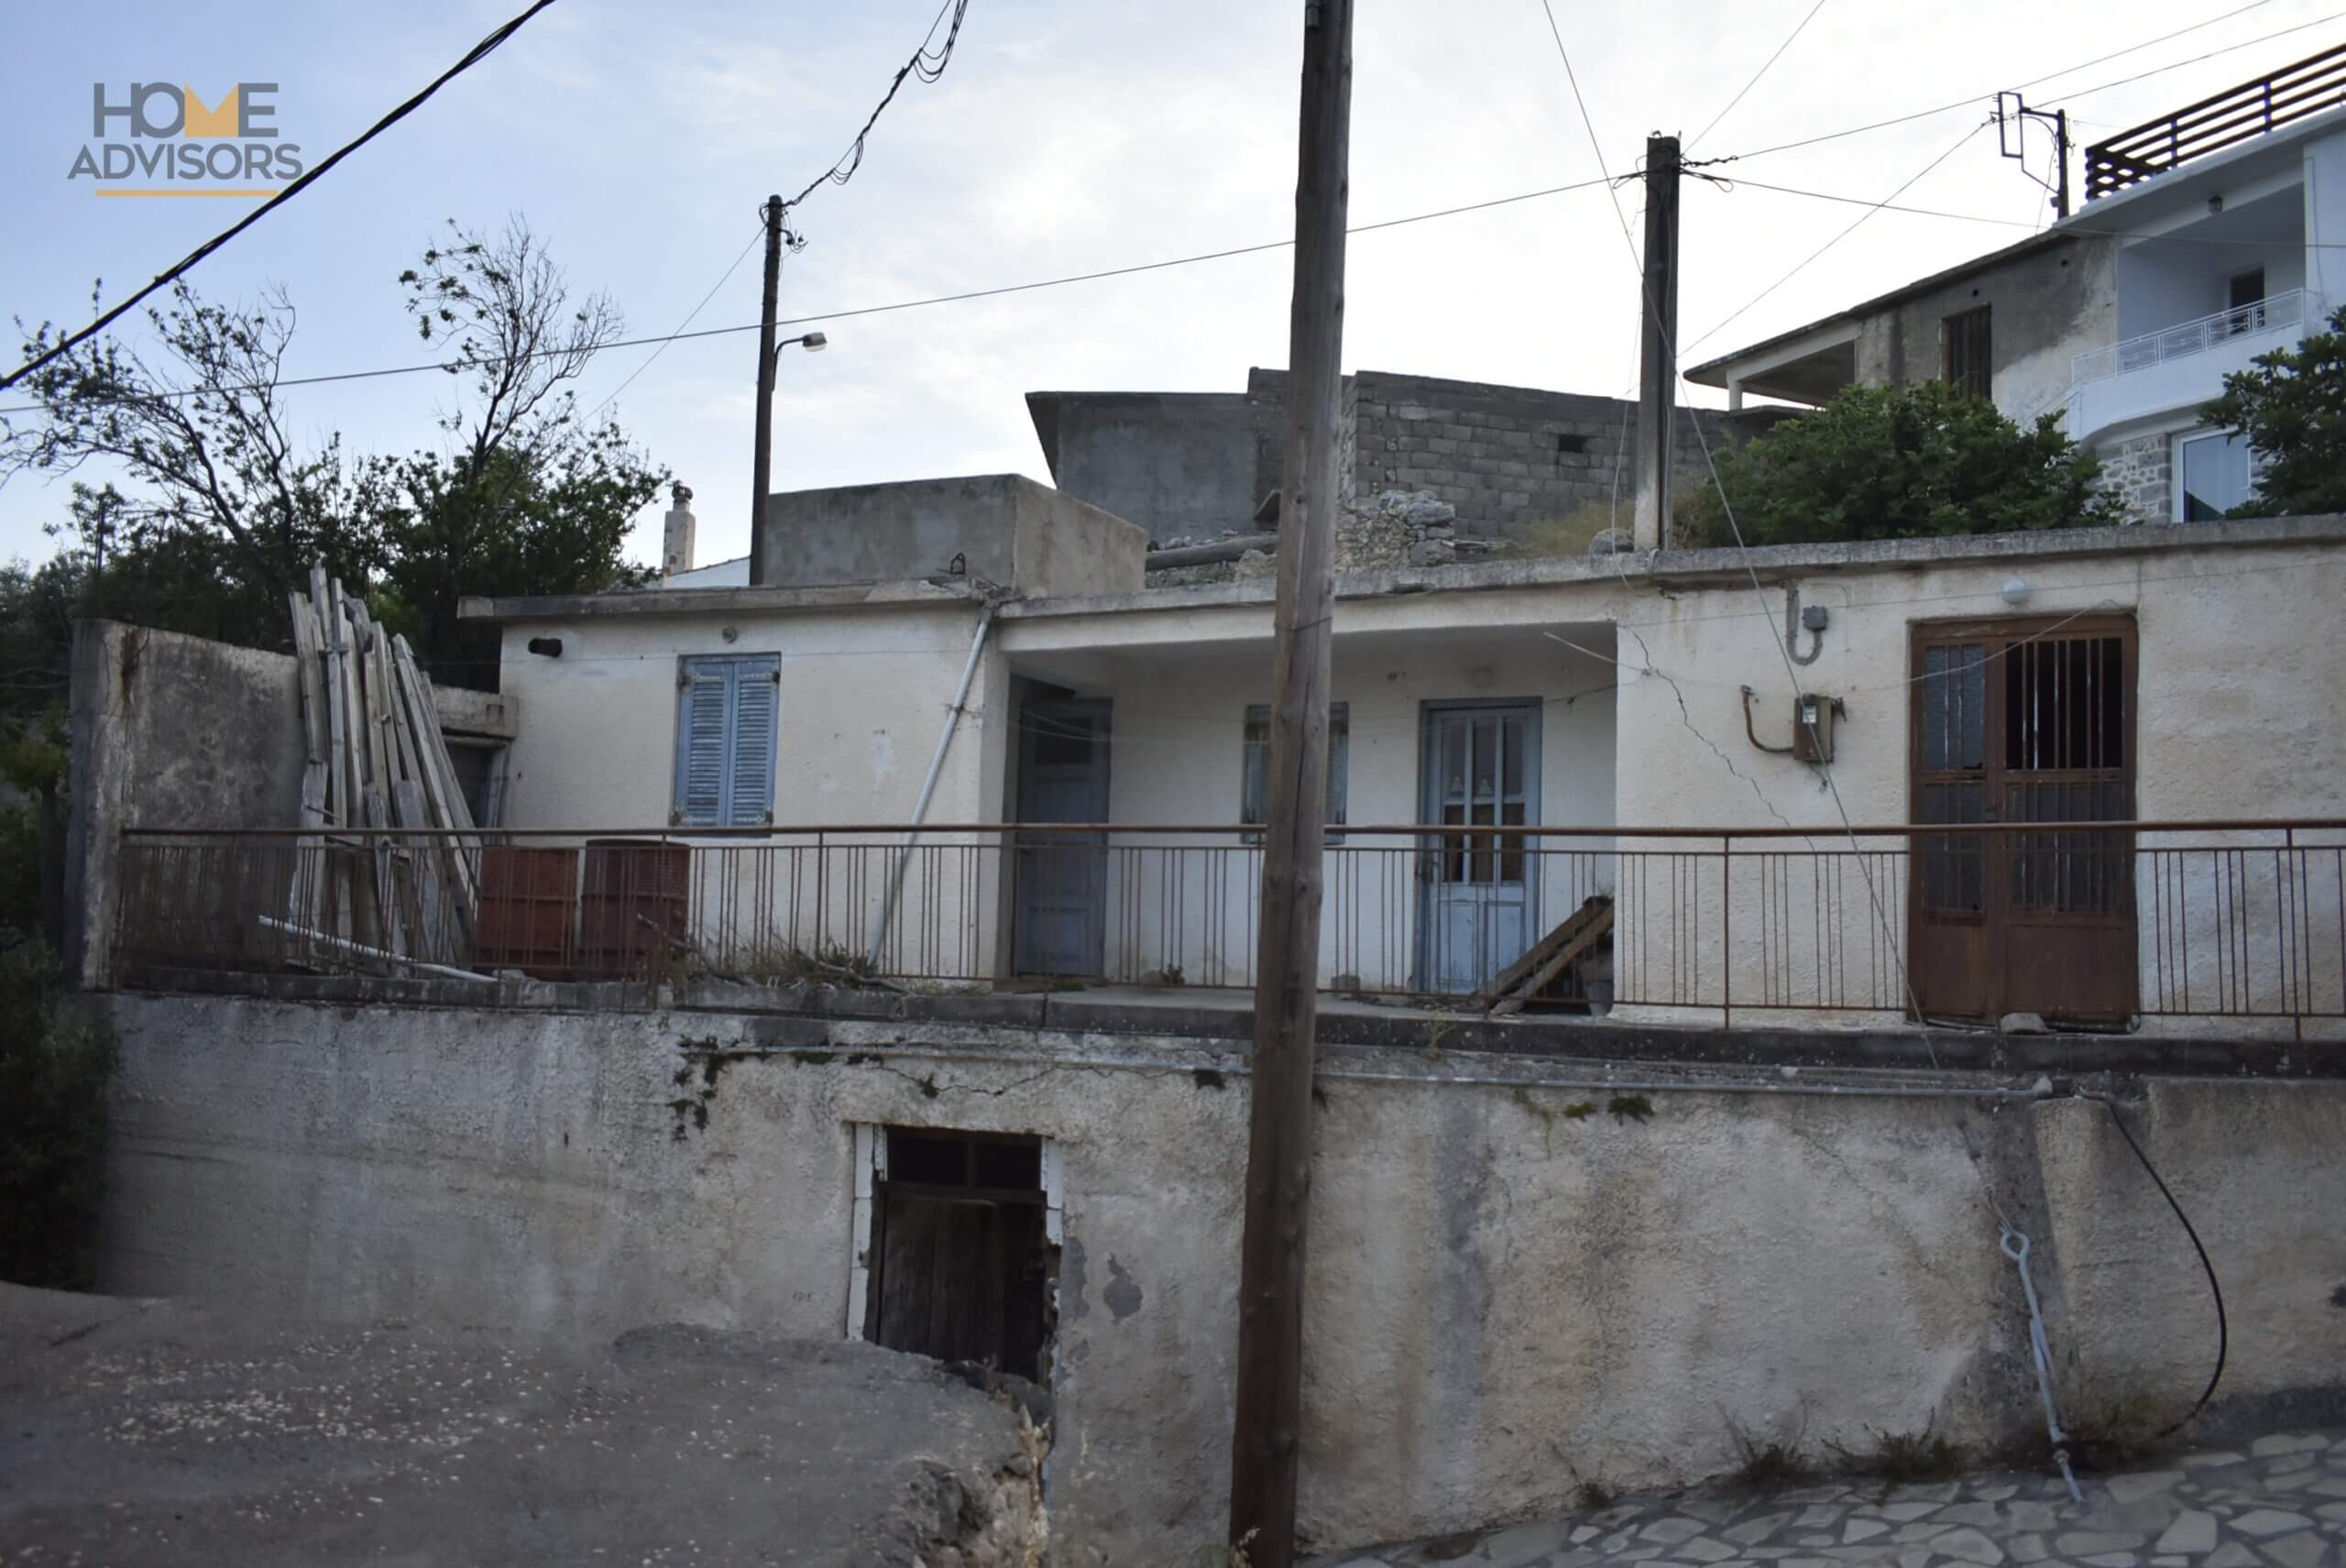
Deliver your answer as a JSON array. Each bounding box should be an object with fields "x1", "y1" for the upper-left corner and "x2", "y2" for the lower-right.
[{"x1": 864, "y1": 601, "x2": 998, "y2": 965}]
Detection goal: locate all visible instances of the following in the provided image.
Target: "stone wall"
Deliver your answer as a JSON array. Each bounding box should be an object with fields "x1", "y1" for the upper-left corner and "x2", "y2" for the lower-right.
[
  {"x1": 93, "y1": 988, "x2": 2346, "y2": 1565},
  {"x1": 2098, "y1": 431, "x2": 2174, "y2": 522}
]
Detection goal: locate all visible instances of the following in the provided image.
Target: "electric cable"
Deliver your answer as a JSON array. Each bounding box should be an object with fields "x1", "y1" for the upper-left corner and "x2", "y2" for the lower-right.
[
  {"x1": 784, "y1": 0, "x2": 972, "y2": 215},
  {"x1": 586, "y1": 221, "x2": 765, "y2": 420},
  {"x1": 0, "y1": 175, "x2": 1615, "y2": 419},
  {"x1": 1682, "y1": 120, "x2": 1990, "y2": 361},
  {"x1": 1703, "y1": 4, "x2": 2330, "y2": 165},
  {"x1": 0, "y1": 0, "x2": 562, "y2": 392},
  {"x1": 2097, "y1": 1095, "x2": 2230, "y2": 1437},
  {"x1": 1688, "y1": 0, "x2": 1831, "y2": 151},
  {"x1": 1706, "y1": 174, "x2": 2346, "y2": 247},
  {"x1": 1532, "y1": 0, "x2": 1936, "y2": 1045}
]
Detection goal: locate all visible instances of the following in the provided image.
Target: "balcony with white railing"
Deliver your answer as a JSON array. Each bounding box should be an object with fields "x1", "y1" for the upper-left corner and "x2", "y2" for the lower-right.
[{"x1": 2065, "y1": 289, "x2": 2312, "y2": 444}]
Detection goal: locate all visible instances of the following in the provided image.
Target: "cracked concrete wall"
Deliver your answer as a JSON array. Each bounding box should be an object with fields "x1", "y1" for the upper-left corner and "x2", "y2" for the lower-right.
[
  {"x1": 91, "y1": 992, "x2": 2346, "y2": 1563},
  {"x1": 1606, "y1": 535, "x2": 2346, "y2": 1031}
]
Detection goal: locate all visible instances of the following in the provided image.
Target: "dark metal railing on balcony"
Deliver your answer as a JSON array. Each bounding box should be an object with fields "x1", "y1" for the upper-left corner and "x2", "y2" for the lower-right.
[
  {"x1": 112, "y1": 820, "x2": 2346, "y2": 1033},
  {"x1": 2083, "y1": 41, "x2": 2346, "y2": 202}
]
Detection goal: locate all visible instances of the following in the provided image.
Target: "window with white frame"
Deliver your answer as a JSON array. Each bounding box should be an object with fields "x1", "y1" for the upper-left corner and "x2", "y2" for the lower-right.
[
  {"x1": 1241, "y1": 703, "x2": 1348, "y2": 842},
  {"x1": 673, "y1": 652, "x2": 779, "y2": 826},
  {"x1": 2174, "y1": 431, "x2": 2254, "y2": 521}
]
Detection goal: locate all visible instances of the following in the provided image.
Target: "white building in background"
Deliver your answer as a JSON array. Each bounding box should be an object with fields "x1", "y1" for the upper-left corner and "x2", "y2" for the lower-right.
[{"x1": 1685, "y1": 43, "x2": 2346, "y2": 522}]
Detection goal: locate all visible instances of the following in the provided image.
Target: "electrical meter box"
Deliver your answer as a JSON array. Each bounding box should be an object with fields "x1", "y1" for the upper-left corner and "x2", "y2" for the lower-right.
[{"x1": 1792, "y1": 695, "x2": 1842, "y2": 763}]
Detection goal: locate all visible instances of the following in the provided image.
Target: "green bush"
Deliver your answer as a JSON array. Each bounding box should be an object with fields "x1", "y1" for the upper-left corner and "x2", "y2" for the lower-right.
[
  {"x1": 1683, "y1": 380, "x2": 2125, "y2": 548},
  {"x1": 0, "y1": 939, "x2": 119, "y2": 1289},
  {"x1": 2202, "y1": 304, "x2": 2346, "y2": 518}
]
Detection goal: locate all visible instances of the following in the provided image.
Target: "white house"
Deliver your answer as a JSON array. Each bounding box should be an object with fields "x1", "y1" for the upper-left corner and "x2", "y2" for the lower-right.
[
  {"x1": 452, "y1": 469, "x2": 2346, "y2": 1036},
  {"x1": 1685, "y1": 44, "x2": 2346, "y2": 522}
]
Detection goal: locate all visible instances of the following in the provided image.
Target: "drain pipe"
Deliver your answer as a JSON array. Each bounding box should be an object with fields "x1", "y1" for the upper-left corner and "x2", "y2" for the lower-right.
[{"x1": 866, "y1": 600, "x2": 998, "y2": 966}]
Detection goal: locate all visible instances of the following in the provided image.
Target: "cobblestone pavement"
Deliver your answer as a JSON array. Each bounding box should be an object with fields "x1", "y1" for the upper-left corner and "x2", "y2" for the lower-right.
[{"x1": 1316, "y1": 1431, "x2": 2346, "y2": 1568}]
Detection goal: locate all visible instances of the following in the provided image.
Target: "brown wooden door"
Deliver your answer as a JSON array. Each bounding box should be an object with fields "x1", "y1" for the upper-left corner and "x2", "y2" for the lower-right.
[{"x1": 1910, "y1": 616, "x2": 2137, "y2": 1024}]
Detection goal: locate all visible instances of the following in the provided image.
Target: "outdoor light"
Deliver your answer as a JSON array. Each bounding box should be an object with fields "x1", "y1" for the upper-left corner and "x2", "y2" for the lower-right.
[
  {"x1": 2001, "y1": 575, "x2": 2033, "y2": 607},
  {"x1": 773, "y1": 331, "x2": 828, "y2": 364}
]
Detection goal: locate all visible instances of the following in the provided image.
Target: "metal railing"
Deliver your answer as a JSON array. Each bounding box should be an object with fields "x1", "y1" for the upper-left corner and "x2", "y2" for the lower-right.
[
  {"x1": 112, "y1": 820, "x2": 2346, "y2": 1031},
  {"x1": 2067, "y1": 289, "x2": 2307, "y2": 386},
  {"x1": 2083, "y1": 42, "x2": 2346, "y2": 202}
]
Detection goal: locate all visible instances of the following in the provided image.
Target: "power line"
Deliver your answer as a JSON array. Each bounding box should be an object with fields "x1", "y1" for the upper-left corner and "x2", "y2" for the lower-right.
[
  {"x1": 0, "y1": 0, "x2": 562, "y2": 392},
  {"x1": 1688, "y1": 0, "x2": 1832, "y2": 152},
  {"x1": 1529, "y1": 0, "x2": 1931, "y2": 1031},
  {"x1": 784, "y1": 0, "x2": 973, "y2": 217},
  {"x1": 586, "y1": 222, "x2": 765, "y2": 420},
  {"x1": 1681, "y1": 121, "x2": 1990, "y2": 360},
  {"x1": 1704, "y1": 3, "x2": 2326, "y2": 166},
  {"x1": 0, "y1": 175, "x2": 1615, "y2": 419},
  {"x1": 1711, "y1": 171, "x2": 2346, "y2": 247}
]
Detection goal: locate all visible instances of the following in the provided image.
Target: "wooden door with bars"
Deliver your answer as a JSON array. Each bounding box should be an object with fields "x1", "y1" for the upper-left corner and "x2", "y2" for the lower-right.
[{"x1": 1909, "y1": 616, "x2": 2137, "y2": 1023}]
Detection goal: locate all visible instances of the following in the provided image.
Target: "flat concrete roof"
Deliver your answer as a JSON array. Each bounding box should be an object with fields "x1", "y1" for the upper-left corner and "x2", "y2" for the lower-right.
[
  {"x1": 997, "y1": 512, "x2": 2346, "y2": 622},
  {"x1": 457, "y1": 577, "x2": 984, "y2": 623},
  {"x1": 461, "y1": 514, "x2": 2346, "y2": 625}
]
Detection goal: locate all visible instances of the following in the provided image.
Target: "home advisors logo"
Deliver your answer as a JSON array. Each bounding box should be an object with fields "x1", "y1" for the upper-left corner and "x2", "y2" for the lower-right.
[{"x1": 70, "y1": 83, "x2": 304, "y2": 197}]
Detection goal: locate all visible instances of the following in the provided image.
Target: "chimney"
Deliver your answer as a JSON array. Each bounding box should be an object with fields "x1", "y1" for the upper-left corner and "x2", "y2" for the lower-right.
[{"x1": 662, "y1": 482, "x2": 696, "y2": 577}]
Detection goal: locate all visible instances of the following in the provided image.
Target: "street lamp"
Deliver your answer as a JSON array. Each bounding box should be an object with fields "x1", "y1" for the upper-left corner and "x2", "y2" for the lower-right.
[{"x1": 749, "y1": 329, "x2": 829, "y2": 584}]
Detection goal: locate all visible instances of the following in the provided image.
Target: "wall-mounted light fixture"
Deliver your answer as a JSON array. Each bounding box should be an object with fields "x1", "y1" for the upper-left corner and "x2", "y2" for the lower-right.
[
  {"x1": 2001, "y1": 575, "x2": 2033, "y2": 607},
  {"x1": 526, "y1": 635, "x2": 564, "y2": 658}
]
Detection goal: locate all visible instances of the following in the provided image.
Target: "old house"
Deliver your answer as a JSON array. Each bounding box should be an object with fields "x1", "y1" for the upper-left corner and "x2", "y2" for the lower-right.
[
  {"x1": 60, "y1": 74, "x2": 2346, "y2": 1552},
  {"x1": 71, "y1": 445, "x2": 2346, "y2": 1560},
  {"x1": 1685, "y1": 44, "x2": 2346, "y2": 521}
]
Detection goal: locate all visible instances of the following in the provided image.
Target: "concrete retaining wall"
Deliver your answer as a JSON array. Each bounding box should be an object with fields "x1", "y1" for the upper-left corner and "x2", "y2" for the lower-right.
[{"x1": 93, "y1": 991, "x2": 2346, "y2": 1563}]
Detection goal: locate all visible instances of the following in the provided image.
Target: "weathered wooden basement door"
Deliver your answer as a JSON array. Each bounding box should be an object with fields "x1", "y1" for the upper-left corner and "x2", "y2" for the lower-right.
[{"x1": 1909, "y1": 615, "x2": 2137, "y2": 1023}]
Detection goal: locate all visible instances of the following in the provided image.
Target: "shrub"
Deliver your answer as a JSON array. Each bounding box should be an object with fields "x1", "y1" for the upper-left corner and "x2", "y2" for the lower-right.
[
  {"x1": 2201, "y1": 303, "x2": 2346, "y2": 518},
  {"x1": 0, "y1": 939, "x2": 120, "y2": 1289},
  {"x1": 1683, "y1": 380, "x2": 2124, "y2": 548}
]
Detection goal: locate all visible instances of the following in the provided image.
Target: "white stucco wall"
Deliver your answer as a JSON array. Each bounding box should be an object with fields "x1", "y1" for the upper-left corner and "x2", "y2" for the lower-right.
[
  {"x1": 1081, "y1": 633, "x2": 1617, "y2": 989},
  {"x1": 473, "y1": 525, "x2": 2346, "y2": 1022},
  {"x1": 93, "y1": 992, "x2": 2346, "y2": 1563},
  {"x1": 489, "y1": 600, "x2": 1011, "y2": 974}
]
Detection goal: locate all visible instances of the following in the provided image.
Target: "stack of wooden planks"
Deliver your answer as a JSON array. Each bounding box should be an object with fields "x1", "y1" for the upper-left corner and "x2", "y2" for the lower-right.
[
  {"x1": 1479, "y1": 894, "x2": 1613, "y2": 1015},
  {"x1": 281, "y1": 565, "x2": 481, "y2": 971}
]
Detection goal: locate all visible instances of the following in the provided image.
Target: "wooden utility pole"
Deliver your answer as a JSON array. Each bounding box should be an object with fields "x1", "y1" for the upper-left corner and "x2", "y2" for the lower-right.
[
  {"x1": 748, "y1": 193, "x2": 785, "y2": 587},
  {"x1": 1631, "y1": 134, "x2": 1682, "y2": 552},
  {"x1": 1227, "y1": 2, "x2": 1352, "y2": 1564}
]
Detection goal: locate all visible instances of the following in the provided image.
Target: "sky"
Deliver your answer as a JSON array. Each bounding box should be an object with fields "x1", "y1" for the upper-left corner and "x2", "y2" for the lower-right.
[{"x1": 1, "y1": 0, "x2": 2338, "y2": 571}]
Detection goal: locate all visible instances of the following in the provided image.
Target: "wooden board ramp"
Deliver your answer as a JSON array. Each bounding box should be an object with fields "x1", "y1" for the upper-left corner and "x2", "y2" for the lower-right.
[
  {"x1": 1479, "y1": 894, "x2": 1613, "y2": 1016},
  {"x1": 280, "y1": 566, "x2": 483, "y2": 974}
]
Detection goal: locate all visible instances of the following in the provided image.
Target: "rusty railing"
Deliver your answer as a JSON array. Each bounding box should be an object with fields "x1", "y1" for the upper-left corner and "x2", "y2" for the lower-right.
[{"x1": 113, "y1": 820, "x2": 2346, "y2": 1031}]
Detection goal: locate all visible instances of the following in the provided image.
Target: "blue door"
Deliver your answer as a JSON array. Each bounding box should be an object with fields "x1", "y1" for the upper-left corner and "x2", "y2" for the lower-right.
[
  {"x1": 1418, "y1": 703, "x2": 1540, "y2": 994},
  {"x1": 1014, "y1": 699, "x2": 1111, "y2": 976}
]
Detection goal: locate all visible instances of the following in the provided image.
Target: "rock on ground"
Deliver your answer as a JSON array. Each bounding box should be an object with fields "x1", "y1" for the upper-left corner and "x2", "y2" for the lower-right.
[{"x1": 0, "y1": 1283, "x2": 1047, "y2": 1567}]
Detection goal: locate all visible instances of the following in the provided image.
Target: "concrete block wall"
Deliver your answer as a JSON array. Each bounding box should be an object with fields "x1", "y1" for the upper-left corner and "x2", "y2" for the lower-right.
[{"x1": 1251, "y1": 367, "x2": 1770, "y2": 543}]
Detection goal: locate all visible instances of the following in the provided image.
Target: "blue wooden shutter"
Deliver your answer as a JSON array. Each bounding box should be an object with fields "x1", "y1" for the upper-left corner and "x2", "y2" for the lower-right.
[
  {"x1": 675, "y1": 660, "x2": 733, "y2": 827},
  {"x1": 727, "y1": 656, "x2": 779, "y2": 825}
]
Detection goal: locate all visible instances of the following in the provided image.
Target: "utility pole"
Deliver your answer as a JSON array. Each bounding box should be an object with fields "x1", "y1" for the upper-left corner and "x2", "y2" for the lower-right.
[
  {"x1": 748, "y1": 193, "x2": 784, "y2": 587},
  {"x1": 1227, "y1": 2, "x2": 1351, "y2": 1564},
  {"x1": 1632, "y1": 134, "x2": 1682, "y2": 553}
]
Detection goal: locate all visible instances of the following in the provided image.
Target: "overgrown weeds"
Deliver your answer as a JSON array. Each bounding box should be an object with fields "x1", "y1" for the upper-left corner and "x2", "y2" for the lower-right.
[
  {"x1": 1831, "y1": 1425, "x2": 1966, "y2": 1485},
  {"x1": 1726, "y1": 1414, "x2": 1818, "y2": 1489}
]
